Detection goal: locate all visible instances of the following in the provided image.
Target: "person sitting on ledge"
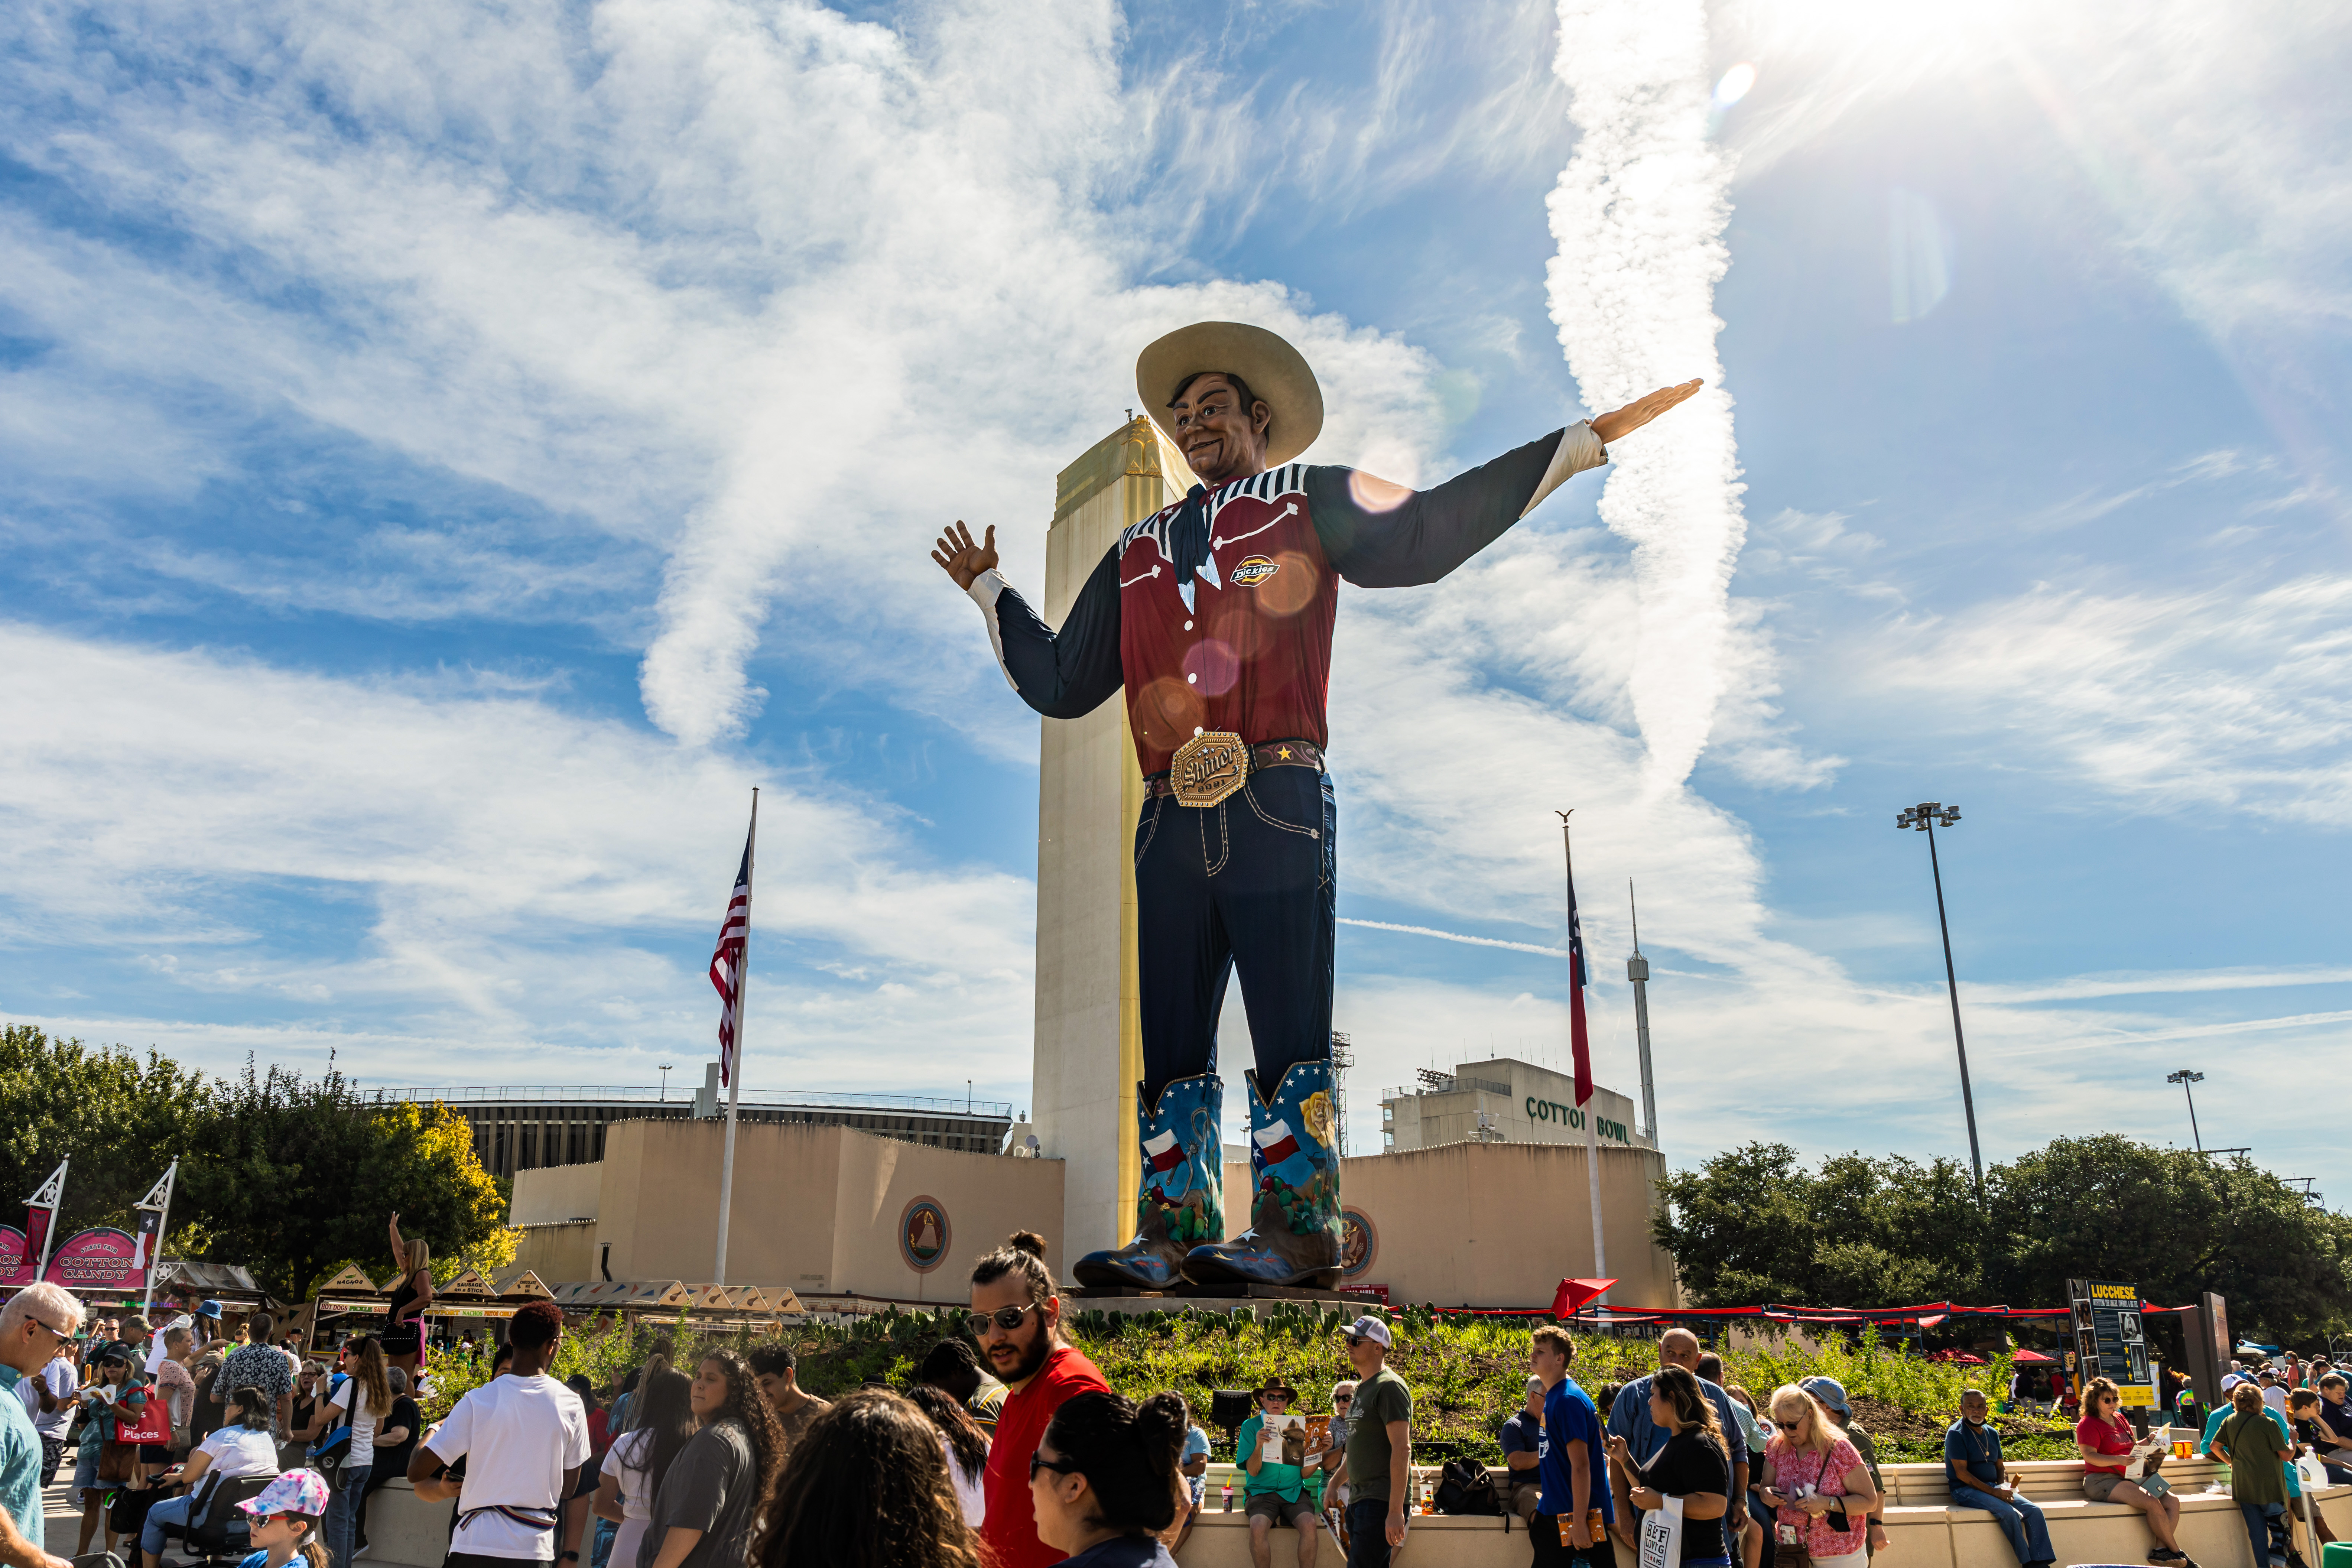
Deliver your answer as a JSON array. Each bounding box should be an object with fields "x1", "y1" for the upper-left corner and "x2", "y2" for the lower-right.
[{"x1": 1945, "y1": 1389, "x2": 2053, "y2": 1568}]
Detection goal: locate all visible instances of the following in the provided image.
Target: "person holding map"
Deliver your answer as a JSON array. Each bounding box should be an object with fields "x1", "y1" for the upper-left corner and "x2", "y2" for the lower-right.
[{"x1": 1234, "y1": 1377, "x2": 1329, "y2": 1568}]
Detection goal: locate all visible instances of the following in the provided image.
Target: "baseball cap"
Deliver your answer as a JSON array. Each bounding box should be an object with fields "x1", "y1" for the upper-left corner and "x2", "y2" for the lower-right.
[
  {"x1": 238, "y1": 1470, "x2": 332, "y2": 1519},
  {"x1": 1801, "y1": 1376, "x2": 1851, "y2": 1415},
  {"x1": 1343, "y1": 1315, "x2": 1391, "y2": 1348}
]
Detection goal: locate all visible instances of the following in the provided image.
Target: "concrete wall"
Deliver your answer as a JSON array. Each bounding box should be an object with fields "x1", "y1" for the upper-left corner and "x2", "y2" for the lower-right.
[
  {"x1": 363, "y1": 1465, "x2": 2352, "y2": 1568},
  {"x1": 1333, "y1": 1140, "x2": 1677, "y2": 1308},
  {"x1": 509, "y1": 1160, "x2": 602, "y2": 1225},
  {"x1": 583, "y1": 1119, "x2": 1065, "y2": 1301},
  {"x1": 512, "y1": 1219, "x2": 595, "y2": 1282},
  {"x1": 1034, "y1": 416, "x2": 1196, "y2": 1263}
]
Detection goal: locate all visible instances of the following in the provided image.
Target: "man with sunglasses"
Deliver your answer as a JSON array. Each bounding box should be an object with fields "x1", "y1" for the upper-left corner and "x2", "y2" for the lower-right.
[
  {"x1": 0, "y1": 1282, "x2": 84, "y2": 1568},
  {"x1": 969, "y1": 1234, "x2": 1109, "y2": 1568}
]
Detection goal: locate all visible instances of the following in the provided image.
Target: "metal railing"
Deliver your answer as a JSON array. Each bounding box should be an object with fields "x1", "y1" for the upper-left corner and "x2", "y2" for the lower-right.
[
  {"x1": 1378, "y1": 1076, "x2": 1514, "y2": 1103},
  {"x1": 369, "y1": 1085, "x2": 1013, "y2": 1119}
]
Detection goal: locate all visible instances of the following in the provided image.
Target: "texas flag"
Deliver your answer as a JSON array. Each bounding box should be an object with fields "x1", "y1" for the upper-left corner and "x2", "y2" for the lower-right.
[
  {"x1": 1255, "y1": 1119, "x2": 1301, "y2": 1167},
  {"x1": 1143, "y1": 1128, "x2": 1185, "y2": 1175}
]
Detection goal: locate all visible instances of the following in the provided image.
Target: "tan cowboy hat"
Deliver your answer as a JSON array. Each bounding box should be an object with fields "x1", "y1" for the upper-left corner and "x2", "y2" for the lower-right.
[
  {"x1": 1253, "y1": 1376, "x2": 1299, "y2": 1402},
  {"x1": 1136, "y1": 321, "x2": 1324, "y2": 468}
]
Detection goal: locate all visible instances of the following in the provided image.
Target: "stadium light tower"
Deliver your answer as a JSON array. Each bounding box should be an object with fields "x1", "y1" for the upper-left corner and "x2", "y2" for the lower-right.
[
  {"x1": 2167, "y1": 1068, "x2": 2205, "y2": 1152},
  {"x1": 1897, "y1": 801, "x2": 1981, "y2": 1193}
]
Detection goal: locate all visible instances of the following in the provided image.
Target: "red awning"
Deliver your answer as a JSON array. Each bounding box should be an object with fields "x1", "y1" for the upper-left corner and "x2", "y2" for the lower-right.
[{"x1": 1552, "y1": 1278, "x2": 1619, "y2": 1317}]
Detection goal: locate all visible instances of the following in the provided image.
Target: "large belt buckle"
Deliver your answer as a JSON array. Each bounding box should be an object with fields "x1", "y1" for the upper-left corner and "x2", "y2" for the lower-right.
[{"x1": 1169, "y1": 730, "x2": 1251, "y2": 808}]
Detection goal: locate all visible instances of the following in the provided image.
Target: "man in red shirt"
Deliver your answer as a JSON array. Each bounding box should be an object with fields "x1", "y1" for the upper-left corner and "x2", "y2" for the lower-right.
[
  {"x1": 934, "y1": 322, "x2": 1696, "y2": 1290},
  {"x1": 970, "y1": 1231, "x2": 1110, "y2": 1568}
]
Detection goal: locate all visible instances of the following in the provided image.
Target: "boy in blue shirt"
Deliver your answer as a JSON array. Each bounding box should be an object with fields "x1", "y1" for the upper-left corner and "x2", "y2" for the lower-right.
[{"x1": 1531, "y1": 1325, "x2": 1611, "y2": 1568}]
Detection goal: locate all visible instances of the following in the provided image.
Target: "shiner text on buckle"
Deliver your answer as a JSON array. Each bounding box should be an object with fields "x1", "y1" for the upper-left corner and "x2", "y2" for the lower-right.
[{"x1": 1168, "y1": 730, "x2": 1251, "y2": 807}]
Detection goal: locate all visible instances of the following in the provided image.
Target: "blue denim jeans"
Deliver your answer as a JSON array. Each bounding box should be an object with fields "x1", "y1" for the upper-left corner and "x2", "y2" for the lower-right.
[
  {"x1": 1134, "y1": 765, "x2": 1336, "y2": 1100},
  {"x1": 1952, "y1": 1485, "x2": 2054, "y2": 1566},
  {"x1": 1345, "y1": 1497, "x2": 1393, "y2": 1568},
  {"x1": 140, "y1": 1492, "x2": 206, "y2": 1558},
  {"x1": 327, "y1": 1465, "x2": 371, "y2": 1568},
  {"x1": 2239, "y1": 1500, "x2": 2283, "y2": 1568}
]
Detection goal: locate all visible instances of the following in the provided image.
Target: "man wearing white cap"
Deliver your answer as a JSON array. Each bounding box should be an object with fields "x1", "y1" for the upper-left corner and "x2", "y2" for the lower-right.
[
  {"x1": 935, "y1": 320, "x2": 1698, "y2": 1290},
  {"x1": 1336, "y1": 1315, "x2": 1412, "y2": 1567}
]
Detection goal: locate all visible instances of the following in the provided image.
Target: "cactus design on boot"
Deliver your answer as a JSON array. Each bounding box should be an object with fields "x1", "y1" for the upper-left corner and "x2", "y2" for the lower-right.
[
  {"x1": 1072, "y1": 1072, "x2": 1224, "y2": 1289},
  {"x1": 1179, "y1": 1059, "x2": 1341, "y2": 1288}
]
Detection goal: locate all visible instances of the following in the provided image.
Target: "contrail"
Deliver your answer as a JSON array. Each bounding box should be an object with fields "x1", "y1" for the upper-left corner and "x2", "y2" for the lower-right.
[
  {"x1": 1338, "y1": 916, "x2": 1569, "y2": 959},
  {"x1": 1546, "y1": 0, "x2": 1746, "y2": 788}
]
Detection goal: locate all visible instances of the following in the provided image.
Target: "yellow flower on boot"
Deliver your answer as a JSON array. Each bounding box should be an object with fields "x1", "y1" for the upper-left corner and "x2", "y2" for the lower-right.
[{"x1": 1300, "y1": 1090, "x2": 1336, "y2": 1149}]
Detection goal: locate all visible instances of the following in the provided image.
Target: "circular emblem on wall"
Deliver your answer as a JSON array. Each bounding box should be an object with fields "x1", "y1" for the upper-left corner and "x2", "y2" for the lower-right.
[
  {"x1": 899, "y1": 1196, "x2": 951, "y2": 1273},
  {"x1": 1336, "y1": 1208, "x2": 1377, "y2": 1278}
]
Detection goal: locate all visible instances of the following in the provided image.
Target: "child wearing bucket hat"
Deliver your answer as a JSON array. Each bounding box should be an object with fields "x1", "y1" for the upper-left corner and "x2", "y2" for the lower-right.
[{"x1": 236, "y1": 1470, "x2": 332, "y2": 1568}]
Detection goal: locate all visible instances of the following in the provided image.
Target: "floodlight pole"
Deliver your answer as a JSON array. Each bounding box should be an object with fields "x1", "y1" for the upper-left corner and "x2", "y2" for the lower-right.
[
  {"x1": 2167, "y1": 1069, "x2": 2205, "y2": 1152},
  {"x1": 1898, "y1": 802, "x2": 1982, "y2": 1194}
]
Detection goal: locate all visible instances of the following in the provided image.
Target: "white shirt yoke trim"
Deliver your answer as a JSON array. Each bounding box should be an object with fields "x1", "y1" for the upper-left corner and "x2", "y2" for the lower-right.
[
  {"x1": 967, "y1": 569, "x2": 1017, "y2": 692},
  {"x1": 1520, "y1": 421, "x2": 1608, "y2": 518}
]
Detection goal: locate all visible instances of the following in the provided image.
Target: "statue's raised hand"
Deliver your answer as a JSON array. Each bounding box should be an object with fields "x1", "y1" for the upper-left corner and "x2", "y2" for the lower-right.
[
  {"x1": 930, "y1": 520, "x2": 998, "y2": 590},
  {"x1": 1592, "y1": 379, "x2": 1704, "y2": 445}
]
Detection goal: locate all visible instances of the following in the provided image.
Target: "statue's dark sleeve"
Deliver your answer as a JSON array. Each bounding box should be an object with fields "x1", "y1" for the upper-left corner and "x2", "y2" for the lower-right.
[
  {"x1": 1307, "y1": 425, "x2": 1607, "y2": 588},
  {"x1": 965, "y1": 544, "x2": 1124, "y2": 720}
]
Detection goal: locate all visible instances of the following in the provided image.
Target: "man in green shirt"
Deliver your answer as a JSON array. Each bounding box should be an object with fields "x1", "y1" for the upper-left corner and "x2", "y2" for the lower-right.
[
  {"x1": 0, "y1": 1284, "x2": 82, "y2": 1568},
  {"x1": 1341, "y1": 1315, "x2": 1412, "y2": 1567},
  {"x1": 1237, "y1": 1377, "x2": 1328, "y2": 1568}
]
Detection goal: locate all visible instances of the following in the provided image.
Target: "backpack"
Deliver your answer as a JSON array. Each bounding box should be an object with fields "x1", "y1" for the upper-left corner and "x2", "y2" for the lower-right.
[
  {"x1": 308, "y1": 1374, "x2": 353, "y2": 1483},
  {"x1": 1433, "y1": 1457, "x2": 1502, "y2": 1516}
]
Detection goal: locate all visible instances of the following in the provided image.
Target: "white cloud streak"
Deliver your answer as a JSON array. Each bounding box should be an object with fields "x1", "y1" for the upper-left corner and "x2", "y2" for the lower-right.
[{"x1": 1544, "y1": 0, "x2": 1749, "y2": 788}]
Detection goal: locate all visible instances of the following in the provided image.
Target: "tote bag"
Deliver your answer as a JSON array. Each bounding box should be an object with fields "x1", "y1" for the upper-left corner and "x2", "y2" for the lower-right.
[{"x1": 1637, "y1": 1493, "x2": 1685, "y2": 1568}]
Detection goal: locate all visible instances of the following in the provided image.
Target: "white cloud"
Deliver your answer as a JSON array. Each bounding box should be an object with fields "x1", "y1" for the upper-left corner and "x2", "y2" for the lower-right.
[
  {"x1": 1858, "y1": 575, "x2": 2352, "y2": 823},
  {"x1": 0, "y1": 621, "x2": 1036, "y2": 1094}
]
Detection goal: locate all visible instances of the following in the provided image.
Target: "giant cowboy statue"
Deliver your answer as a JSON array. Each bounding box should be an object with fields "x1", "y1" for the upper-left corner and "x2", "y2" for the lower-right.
[{"x1": 931, "y1": 322, "x2": 1700, "y2": 1289}]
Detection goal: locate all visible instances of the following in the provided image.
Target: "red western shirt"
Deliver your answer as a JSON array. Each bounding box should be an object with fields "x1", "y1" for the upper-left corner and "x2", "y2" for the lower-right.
[{"x1": 968, "y1": 425, "x2": 1604, "y2": 773}]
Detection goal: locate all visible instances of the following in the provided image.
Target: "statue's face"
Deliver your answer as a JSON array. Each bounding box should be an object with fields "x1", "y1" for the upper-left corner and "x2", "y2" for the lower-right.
[{"x1": 1167, "y1": 372, "x2": 1270, "y2": 484}]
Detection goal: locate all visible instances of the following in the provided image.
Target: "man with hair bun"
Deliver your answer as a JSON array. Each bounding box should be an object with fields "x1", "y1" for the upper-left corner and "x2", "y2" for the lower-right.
[{"x1": 968, "y1": 1232, "x2": 1110, "y2": 1567}]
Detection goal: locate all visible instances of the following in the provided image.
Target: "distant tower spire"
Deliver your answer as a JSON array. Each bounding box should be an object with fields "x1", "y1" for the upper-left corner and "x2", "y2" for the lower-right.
[{"x1": 1627, "y1": 879, "x2": 1658, "y2": 1146}]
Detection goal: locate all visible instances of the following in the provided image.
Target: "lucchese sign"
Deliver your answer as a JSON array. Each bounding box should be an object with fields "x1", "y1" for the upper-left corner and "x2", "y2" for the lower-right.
[{"x1": 1525, "y1": 1097, "x2": 1633, "y2": 1144}]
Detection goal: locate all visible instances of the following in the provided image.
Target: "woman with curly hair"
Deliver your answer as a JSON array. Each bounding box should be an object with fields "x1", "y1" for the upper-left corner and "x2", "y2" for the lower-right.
[
  {"x1": 638, "y1": 1350, "x2": 784, "y2": 1568},
  {"x1": 755, "y1": 1388, "x2": 984, "y2": 1568}
]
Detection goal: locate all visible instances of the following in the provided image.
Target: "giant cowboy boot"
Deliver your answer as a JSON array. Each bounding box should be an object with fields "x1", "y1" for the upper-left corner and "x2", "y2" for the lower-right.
[
  {"x1": 1180, "y1": 1059, "x2": 1341, "y2": 1289},
  {"x1": 1072, "y1": 1072, "x2": 1225, "y2": 1289}
]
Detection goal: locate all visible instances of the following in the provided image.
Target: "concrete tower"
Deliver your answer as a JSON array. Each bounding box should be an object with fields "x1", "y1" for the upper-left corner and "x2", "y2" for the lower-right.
[{"x1": 1032, "y1": 415, "x2": 1197, "y2": 1264}]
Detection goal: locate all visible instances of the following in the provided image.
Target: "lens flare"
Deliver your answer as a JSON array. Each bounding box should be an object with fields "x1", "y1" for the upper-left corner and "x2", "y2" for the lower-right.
[
  {"x1": 1713, "y1": 62, "x2": 1758, "y2": 108},
  {"x1": 1888, "y1": 186, "x2": 1953, "y2": 323}
]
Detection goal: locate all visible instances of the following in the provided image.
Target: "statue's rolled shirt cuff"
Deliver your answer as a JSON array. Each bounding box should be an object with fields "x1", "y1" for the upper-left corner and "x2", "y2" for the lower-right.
[
  {"x1": 1518, "y1": 420, "x2": 1608, "y2": 518},
  {"x1": 966, "y1": 568, "x2": 1018, "y2": 692}
]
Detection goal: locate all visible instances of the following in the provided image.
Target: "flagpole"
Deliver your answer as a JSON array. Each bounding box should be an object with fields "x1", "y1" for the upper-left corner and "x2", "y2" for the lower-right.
[
  {"x1": 138, "y1": 1159, "x2": 180, "y2": 1317},
  {"x1": 1558, "y1": 814, "x2": 1607, "y2": 1304},
  {"x1": 25, "y1": 1159, "x2": 68, "y2": 1281},
  {"x1": 714, "y1": 787, "x2": 757, "y2": 1287}
]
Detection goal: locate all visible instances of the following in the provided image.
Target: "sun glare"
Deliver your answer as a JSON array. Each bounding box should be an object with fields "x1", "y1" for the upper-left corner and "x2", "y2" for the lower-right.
[{"x1": 1713, "y1": 62, "x2": 1759, "y2": 109}]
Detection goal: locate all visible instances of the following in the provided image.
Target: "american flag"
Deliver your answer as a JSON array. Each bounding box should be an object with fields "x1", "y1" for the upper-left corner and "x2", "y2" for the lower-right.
[{"x1": 708, "y1": 835, "x2": 752, "y2": 1087}]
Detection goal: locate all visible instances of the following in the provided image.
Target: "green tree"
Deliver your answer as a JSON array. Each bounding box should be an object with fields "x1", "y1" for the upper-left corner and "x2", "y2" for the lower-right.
[
  {"x1": 1985, "y1": 1135, "x2": 2352, "y2": 1344},
  {"x1": 177, "y1": 1062, "x2": 513, "y2": 1299},
  {"x1": 0, "y1": 1025, "x2": 213, "y2": 1237},
  {"x1": 1652, "y1": 1142, "x2": 1985, "y2": 1306}
]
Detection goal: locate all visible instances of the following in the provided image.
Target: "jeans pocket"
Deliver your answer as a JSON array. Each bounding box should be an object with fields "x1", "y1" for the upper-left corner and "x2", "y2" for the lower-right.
[{"x1": 1134, "y1": 796, "x2": 1166, "y2": 870}]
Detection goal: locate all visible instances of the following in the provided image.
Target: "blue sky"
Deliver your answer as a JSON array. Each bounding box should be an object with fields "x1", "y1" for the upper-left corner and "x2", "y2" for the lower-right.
[{"x1": 3, "y1": 0, "x2": 2347, "y2": 1197}]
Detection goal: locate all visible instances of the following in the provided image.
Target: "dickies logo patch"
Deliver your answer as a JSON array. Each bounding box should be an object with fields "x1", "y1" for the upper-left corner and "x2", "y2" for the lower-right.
[{"x1": 1230, "y1": 555, "x2": 1280, "y2": 587}]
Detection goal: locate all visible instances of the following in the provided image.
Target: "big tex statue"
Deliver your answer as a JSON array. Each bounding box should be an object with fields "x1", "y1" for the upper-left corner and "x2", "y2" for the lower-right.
[{"x1": 932, "y1": 322, "x2": 1697, "y2": 1289}]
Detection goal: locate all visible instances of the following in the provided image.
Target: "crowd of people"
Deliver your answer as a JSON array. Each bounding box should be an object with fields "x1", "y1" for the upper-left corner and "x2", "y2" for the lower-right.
[{"x1": 7, "y1": 1239, "x2": 2352, "y2": 1568}]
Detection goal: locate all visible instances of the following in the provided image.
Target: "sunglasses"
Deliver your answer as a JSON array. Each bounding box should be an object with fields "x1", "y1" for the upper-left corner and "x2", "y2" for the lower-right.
[
  {"x1": 1333, "y1": 1397, "x2": 1352, "y2": 1406},
  {"x1": 965, "y1": 1304, "x2": 1043, "y2": 1335},
  {"x1": 1030, "y1": 1453, "x2": 1080, "y2": 1482},
  {"x1": 1774, "y1": 1419, "x2": 1804, "y2": 1431}
]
